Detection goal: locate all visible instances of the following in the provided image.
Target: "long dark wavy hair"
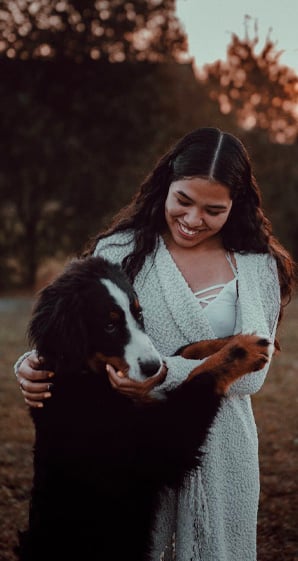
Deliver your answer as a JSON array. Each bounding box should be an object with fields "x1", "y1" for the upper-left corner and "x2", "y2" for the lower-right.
[{"x1": 84, "y1": 127, "x2": 295, "y2": 312}]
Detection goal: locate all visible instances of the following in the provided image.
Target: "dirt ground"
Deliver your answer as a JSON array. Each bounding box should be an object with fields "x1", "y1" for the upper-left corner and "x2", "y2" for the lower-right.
[{"x1": 0, "y1": 295, "x2": 297, "y2": 561}]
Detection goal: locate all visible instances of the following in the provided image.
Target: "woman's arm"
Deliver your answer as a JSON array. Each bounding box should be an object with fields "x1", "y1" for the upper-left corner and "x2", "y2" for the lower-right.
[{"x1": 227, "y1": 254, "x2": 281, "y2": 397}]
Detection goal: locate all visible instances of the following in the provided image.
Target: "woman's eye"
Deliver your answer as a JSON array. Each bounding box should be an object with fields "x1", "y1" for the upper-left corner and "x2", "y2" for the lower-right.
[
  {"x1": 177, "y1": 199, "x2": 191, "y2": 207},
  {"x1": 206, "y1": 210, "x2": 220, "y2": 216}
]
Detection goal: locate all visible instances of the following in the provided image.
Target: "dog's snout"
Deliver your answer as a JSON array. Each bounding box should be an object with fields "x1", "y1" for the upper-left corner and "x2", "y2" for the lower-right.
[{"x1": 138, "y1": 358, "x2": 161, "y2": 377}]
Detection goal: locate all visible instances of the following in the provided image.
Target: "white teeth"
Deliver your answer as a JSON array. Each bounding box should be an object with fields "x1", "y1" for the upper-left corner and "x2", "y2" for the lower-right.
[{"x1": 179, "y1": 223, "x2": 198, "y2": 235}]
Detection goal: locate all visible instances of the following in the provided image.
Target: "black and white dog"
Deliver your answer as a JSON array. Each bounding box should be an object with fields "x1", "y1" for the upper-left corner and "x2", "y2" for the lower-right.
[{"x1": 19, "y1": 256, "x2": 272, "y2": 561}]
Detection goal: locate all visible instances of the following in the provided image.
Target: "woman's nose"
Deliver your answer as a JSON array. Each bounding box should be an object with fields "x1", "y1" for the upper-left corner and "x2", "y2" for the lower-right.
[{"x1": 184, "y1": 209, "x2": 203, "y2": 227}]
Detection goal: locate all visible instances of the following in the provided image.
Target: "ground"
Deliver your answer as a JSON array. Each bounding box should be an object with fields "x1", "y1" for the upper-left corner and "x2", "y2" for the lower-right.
[{"x1": 0, "y1": 295, "x2": 297, "y2": 560}]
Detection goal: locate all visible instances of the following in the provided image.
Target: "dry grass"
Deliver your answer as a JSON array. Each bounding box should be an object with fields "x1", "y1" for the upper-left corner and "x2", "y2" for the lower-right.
[
  {"x1": 0, "y1": 298, "x2": 35, "y2": 560},
  {"x1": 0, "y1": 295, "x2": 297, "y2": 560},
  {"x1": 253, "y1": 297, "x2": 298, "y2": 561}
]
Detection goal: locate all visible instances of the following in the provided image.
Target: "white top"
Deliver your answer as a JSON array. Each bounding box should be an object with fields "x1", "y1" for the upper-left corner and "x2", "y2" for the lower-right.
[{"x1": 194, "y1": 253, "x2": 238, "y2": 337}]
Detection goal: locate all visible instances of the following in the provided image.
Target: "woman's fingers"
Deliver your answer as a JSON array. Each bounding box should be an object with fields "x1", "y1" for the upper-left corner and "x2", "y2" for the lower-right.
[
  {"x1": 19, "y1": 378, "x2": 53, "y2": 395},
  {"x1": 106, "y1": 362, "x2": 167, "y2": 399},
  {"x1": 18, "y1": 352, "x2": 54, "y2": 383},
  {"x1": 106, "y1": 365, "x2": 145, "y2": 394},
  {"x1": 17, "y1": 378, "x2": 53, "y2": 408},
  {"x1": 16, "y1": 351, "x2": 55, "y2": 407},
  {"x1": 24, "y1": 397, "x2": 45, "y2": 408}
]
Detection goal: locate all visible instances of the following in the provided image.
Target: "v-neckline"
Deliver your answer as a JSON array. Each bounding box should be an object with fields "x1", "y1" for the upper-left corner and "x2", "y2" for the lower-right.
[
  {"x1": 153, "y1": 237, "x2": 216, "y2": 342},
  {"x1": 152, "y1": 238, "x2": 272, "y2": 345},
  {"x1": 194, "y1": 277, "x2": 237, "y2": 309}
]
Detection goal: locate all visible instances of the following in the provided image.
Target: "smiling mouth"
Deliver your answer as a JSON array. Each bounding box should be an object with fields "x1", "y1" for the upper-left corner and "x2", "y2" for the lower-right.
[{"x1": 178, "y1": 222, "x2": 206, "y2": 236}]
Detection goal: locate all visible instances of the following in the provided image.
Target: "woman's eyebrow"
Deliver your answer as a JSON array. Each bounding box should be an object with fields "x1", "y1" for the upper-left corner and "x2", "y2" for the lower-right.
[
  {"x1": 206, "y1": 204, "x2": 228, "y2": 210},
  {"x1": 177, "y1": 191, "x2": 228, "y2": 210},
  {"x1": 176, "y1": 190, "x2": 193, "y2": 201}
]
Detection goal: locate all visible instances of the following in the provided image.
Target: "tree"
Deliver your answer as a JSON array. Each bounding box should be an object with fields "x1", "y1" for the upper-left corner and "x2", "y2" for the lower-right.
[
  {"x1": 0, "y1": 0, "x2": 188, "y2": 62},
  {"x1": 0, "y1": 0, "x2": 191, "y2": 288},
  {"x1": 1, "y1": 57, "x2": 225, "y2": 288},
  {"x1": 201, "y1": 20, "x2": 298, "y2": 143},
  {"x1": 243, "y1": 129, "x2": 298, "y2": 260}
]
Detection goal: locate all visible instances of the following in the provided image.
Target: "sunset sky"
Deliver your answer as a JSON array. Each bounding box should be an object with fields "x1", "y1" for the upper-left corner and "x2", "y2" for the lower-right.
[{"x1": 176, "y1": 0, "x2": 298, "y2": 73}]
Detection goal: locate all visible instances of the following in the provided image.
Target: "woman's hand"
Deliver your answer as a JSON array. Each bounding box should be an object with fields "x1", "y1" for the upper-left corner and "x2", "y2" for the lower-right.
[
  {"x1": 106, "y1": 362, "x2": 168, "y2": 403},
  {"x1": 16, "y1": 351, "x2": 54, "y2": 408}
]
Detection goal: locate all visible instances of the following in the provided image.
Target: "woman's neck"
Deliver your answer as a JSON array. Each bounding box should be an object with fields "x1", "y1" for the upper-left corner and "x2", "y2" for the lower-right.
[
  {"x1": 163, "y1": 232, "x2": 224, "y2": 256},
  {"x1": 162, "y1": 233, "x2": 234, "y2": 293}
]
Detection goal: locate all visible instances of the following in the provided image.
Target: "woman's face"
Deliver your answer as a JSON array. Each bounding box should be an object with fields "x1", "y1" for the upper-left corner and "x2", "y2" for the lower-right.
[{"x1": 164, "y1": 177, "x2": 232, "y2": 249}]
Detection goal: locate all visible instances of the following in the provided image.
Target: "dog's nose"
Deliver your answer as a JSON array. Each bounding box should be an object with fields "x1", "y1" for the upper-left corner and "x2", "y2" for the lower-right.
[{"x1": 138, "y1": 358, "x2": 161, "y2": 377}]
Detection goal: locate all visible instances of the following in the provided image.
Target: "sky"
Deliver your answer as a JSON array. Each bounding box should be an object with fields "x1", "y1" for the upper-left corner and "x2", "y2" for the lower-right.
[{"x1": 176, "y1": 0, "x2": 298, "y2": 73}]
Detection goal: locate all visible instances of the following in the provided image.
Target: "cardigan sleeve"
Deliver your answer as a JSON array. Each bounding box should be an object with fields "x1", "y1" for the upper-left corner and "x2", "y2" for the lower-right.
[
  {"x1": 227, "y1": 359, "x2": 273, "y2": 398},
  {"x1": 93, "y1": 231, "x2": 135, "y2": 263},
  {"x1": 153, "y1": 355, "x2": 208, "y2": 394},
  {"x1": 227, "y1": 254, "x2": 281, "y2": 397}
]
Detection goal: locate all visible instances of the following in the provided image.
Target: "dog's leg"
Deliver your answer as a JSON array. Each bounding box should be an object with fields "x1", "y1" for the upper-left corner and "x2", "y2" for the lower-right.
[
  {"x1": 137, "y1": 334, "x2": 271, "y2": 489},
  {"x1": 177, "y1": 336, "x2": 233, "y2": 359},
  {"x1": 185, "y1": 334, "x2": 272, "y2": 394},
  {"x1": 139, "y1": 335, "x2": 273, "y2": 489}
]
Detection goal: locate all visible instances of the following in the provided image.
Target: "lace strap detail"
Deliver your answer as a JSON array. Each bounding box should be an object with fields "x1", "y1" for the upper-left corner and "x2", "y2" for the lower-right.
[
  {"x1": 226, "y1": 252, "x2": 238, "y2": 276},
  {"x1": 193, "y1": 283, "x2": 226, "y2": 297}
]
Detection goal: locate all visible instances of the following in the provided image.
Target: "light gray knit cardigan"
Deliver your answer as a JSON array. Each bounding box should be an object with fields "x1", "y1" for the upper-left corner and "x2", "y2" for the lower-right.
[{"x1": 95, "y1": 231, "x2": 280, "y2": 561}]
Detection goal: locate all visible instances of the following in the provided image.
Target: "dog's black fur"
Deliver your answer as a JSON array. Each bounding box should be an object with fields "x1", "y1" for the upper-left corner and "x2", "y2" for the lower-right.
[{"x1": 18, "y1": 256, "x2": 271, "y2": 561}]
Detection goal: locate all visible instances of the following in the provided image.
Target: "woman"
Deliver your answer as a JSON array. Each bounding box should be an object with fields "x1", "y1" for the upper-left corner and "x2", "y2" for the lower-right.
[{"x1": 15, "y1": 127, "x2": 295, "y2": 561}]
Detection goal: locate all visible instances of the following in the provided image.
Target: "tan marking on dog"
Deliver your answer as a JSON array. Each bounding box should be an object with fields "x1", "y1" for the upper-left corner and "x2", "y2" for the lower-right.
[
  {"x1": 180, "y1": 336, "x2": 233, "y2": 360},
  {"x1": 88, "y1": 352, "x2": 129, "y2": 377},
  {"x1": 185, "y1": 334, "x2": 271, "y2": 395},
  {"x1": 110, "y1": 311, "x2": 120, "y2": 321}
]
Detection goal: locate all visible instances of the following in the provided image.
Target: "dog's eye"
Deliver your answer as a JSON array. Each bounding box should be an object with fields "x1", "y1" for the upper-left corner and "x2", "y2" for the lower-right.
[{"x1": 104, "y1": 322, "x2": 117, "y2": 334}]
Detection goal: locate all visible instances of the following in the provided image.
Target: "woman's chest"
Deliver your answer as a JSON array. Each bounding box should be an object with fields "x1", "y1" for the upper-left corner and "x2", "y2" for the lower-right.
[{"x1": 170, "y1": 251, "x2": 236, "y2": 295}]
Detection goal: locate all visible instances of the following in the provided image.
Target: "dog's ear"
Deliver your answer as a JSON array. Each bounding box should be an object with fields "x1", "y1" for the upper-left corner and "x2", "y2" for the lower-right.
[{"x1": 28, "y1": 284, "x2": 90, "y2": 373}]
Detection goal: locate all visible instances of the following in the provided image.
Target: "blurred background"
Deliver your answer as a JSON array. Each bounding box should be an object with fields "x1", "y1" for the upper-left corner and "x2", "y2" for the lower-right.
[
  {"x1": 0, "y1": 1, "x2": 297, "y2": 560},
  {"x1": 0, "y1": 0, "x2": 297, "y2": 290}
]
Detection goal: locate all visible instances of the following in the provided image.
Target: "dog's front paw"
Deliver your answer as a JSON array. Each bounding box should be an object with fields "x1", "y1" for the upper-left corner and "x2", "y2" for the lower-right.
[{"x1": 226, "y1": 334, "x2": 273, "y2": 373}]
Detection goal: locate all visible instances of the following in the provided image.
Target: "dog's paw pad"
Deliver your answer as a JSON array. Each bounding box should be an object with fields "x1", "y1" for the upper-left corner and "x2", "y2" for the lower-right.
[
  {"x1": 256, "y1": 338, "x2": 270, "y2": 348},
  {"x1": 227, "y1": 345, "x2": 247, "y2": 361}
]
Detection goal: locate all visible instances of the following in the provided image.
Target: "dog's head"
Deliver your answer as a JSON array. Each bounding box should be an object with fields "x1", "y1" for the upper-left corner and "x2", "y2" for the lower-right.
[{"x1": 28, "y1": 256, "x2": 162, "y2": 380}]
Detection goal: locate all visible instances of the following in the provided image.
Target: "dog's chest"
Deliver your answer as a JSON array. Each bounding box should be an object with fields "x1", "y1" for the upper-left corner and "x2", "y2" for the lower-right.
[{"x1": 32, "y1": 375, "x2": 143, "y2": 479}]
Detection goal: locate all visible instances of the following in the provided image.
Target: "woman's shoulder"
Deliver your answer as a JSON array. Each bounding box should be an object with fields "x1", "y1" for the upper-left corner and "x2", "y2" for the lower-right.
[
  {"x1": 235, "y1": 251, "x2": 279, "y2": 293},
  {"x1": 93, "y1": 230, "x2": 135, "y2": 264},
  {"x1": 235, "y1": 251, "x2": 277, "y2": 271},
  {"x1": 235, "y1": 251, "x2": 281, "y2": 318}
]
